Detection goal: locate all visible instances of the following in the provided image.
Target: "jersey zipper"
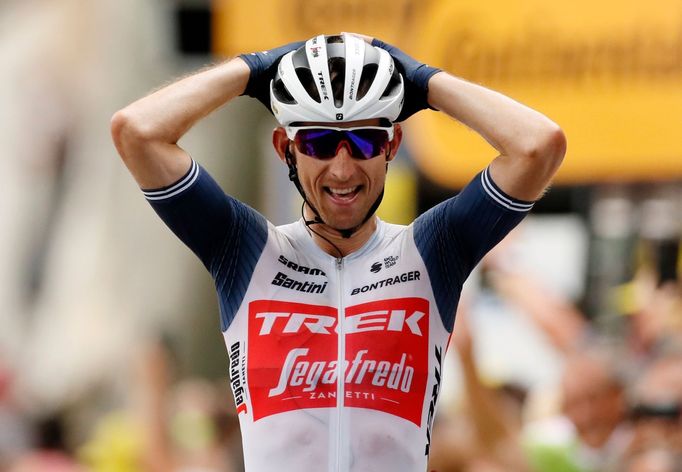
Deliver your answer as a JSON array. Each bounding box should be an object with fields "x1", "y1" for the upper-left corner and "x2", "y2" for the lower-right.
[{"x1": 334, "y1": 256, "x2": 346, "y2": 471}]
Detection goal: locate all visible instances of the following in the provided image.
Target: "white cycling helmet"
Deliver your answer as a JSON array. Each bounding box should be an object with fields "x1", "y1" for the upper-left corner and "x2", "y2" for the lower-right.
[{"x1": 270, "y1": 33, "x2": 404, "y2": 126}]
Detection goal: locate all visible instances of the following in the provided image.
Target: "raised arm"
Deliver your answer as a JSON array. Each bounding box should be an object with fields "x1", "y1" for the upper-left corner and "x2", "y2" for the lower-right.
[
  {"x1": 110, "y1": 39, "x2": 303, "y2": 189},
  {"x1": 366, "y1": 35, "x2": 566, "y2": 201},
  {"x1": 427, "y1": 73, "x2": 566, "y2": 201},
  {"x1": 110, "y1": 58, "x2": 250, "y2": 189}
]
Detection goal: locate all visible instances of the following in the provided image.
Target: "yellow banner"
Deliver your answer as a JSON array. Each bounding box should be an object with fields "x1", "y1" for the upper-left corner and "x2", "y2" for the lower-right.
[
  {"x1": 407, "y1": 0, "x2": 682, "y2": 186},
  {"x1": 214, "y1": 0, "x2": 682, "y2": 186},
  {"x1": 213, "y1": 0, "x2": 435, "y2": 54}
]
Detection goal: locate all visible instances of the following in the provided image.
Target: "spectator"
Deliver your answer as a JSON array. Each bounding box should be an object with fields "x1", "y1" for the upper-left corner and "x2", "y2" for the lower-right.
[
  {"x1": 625, "y1": 349, "x2": 682, "y2": 458},
  {"x1": 525, "y1": 345, "x2": 632, "y2": 472}
]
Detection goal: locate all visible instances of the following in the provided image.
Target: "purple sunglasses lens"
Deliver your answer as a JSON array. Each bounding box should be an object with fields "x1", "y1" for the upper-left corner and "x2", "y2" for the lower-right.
[
  {"x1": 294, "y1": 128, "x2": 389, "y2": 159},
  {"x1": 295, "y1": 129, "x2": 338, "y2": 158}
]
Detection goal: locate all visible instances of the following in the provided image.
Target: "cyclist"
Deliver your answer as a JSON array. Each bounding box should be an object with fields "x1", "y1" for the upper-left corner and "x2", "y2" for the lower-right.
[{"x1": 111, "y1": 33, "x2": 566, "y2": 472}]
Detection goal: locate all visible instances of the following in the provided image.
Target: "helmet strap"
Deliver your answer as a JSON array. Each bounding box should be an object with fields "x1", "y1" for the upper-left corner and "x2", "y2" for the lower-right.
[{"x1": 285, "y1": 146, "x2": 323, "y2": 226}]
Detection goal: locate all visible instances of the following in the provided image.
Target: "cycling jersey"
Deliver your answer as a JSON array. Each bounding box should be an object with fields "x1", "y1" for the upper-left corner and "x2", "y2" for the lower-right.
[{"x1": 143, "y1": 160, "x2": 532, "y2": 472}]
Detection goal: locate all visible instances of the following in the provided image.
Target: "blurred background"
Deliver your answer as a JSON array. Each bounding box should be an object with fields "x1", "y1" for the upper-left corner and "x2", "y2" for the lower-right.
[{"x1": 0, "y1": 0, "x2": 681, "y2": 471}]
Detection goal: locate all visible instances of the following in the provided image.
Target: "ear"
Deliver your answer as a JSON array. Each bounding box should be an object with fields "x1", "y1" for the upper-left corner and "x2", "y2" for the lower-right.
[
  {"x1": 272, "y1": 127, "x2": 291, "y2": 164},
  {"x1": 386, "y1": 123, "x2": 403, "y2": 163}
]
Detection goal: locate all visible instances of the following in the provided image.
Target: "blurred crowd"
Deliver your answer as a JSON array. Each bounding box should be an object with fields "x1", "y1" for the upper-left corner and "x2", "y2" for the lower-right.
[
  {"x1": 0, "y1": 336, "x2": 244, "y2": 472},
  {"x1": 427, "y1": 240, "x2": 682, "y2": 472}
]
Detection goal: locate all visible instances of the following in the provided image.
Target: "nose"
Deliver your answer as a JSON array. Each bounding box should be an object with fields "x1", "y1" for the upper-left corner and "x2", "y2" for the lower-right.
[{"x1": 328, "y1": 142, "x2": 355, "y2": 180}]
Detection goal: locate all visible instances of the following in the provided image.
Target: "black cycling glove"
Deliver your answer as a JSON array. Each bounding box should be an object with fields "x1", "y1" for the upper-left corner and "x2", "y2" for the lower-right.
[
  {"x1": 371, "y1": 38, "x2": 442, "y2": 122},
  {"x1": 239, "y1": 40, "x2": 305, "y2": 111}
]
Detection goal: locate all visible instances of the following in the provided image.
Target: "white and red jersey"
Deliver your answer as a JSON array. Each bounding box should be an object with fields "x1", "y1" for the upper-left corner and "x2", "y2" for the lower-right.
[{"x1": 144, "y1": 160, "x2": 532, "y2": 472}]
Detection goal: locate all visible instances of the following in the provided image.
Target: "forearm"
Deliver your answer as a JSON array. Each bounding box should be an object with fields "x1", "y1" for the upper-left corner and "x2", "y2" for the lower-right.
[
  {"x1": 113, "y1": 58, "x2": 249, "y2": 148},
  {"x1": 427, "y1": 72, "x2": 560, "y2": 160},
  {"x1": 427, "y1": 72, "x2": 566, "y2": 200},
  {"x1": 111, "y1": 57, "x2": 250, "y2": 188}
]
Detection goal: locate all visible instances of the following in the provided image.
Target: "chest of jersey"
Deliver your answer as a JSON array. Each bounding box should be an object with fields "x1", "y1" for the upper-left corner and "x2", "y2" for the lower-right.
[{"x1": 225, "y1": 223, "x2": 449, "y2": 434}]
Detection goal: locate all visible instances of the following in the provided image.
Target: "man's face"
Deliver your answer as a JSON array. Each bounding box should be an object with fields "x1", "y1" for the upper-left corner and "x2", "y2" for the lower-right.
[
  {"x1": 274, "y1": 120, "x2": 402, "y2": 232},
  {"x1": 561, "y1": 356, "x2": 625, "y2": 448}
]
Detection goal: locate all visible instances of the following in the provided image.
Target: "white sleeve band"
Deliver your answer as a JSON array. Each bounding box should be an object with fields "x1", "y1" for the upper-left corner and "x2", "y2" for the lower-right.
[
  {"x1": 142, "y1": 160, "x2": 200, "y2": 201},
  {"x1": 480, "y1": 167, "x2": 534, "y2": 212}
]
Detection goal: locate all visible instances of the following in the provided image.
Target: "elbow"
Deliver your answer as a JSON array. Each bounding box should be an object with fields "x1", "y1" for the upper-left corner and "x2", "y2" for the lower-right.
[
  {"x1": 524, "y1": 123, "x2": 567, "y2": 174},
  {"x1": 110, "y1": 109, "x2": 136, "y2": 161},
  {"x1": 544, "y1": 124, "x2": 567, "y2": 165},
  {"x1": 110, "y1": 108, "x2": 153, "y2": 162},
  {"x1": 110, "y1": 110, "x2": 127, "y2": 152}
]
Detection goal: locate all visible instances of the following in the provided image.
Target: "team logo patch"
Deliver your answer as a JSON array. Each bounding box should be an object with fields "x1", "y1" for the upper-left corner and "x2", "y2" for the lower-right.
[
  {"x1": 384, "y1": 255, "x2": 399, "y2": 268},
  {"x1": 247, "y1": 298, "x2": 429, "y2": 426}
]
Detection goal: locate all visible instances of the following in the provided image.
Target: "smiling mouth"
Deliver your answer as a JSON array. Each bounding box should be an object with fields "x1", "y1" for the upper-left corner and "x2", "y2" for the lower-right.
[{"x1": 324, "y1": 186, "x2": 362, "y2": 201}]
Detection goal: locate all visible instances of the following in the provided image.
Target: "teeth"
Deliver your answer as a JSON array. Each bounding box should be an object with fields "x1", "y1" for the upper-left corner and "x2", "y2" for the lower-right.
[{"x1": 329, "y1": 186, "x2": 357, "y2": 195}]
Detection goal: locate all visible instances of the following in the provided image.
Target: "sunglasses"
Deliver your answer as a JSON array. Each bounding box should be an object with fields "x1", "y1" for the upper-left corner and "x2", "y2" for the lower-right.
[{"x1": 285, "y1": 125, "x2": 394, "y2": 160}]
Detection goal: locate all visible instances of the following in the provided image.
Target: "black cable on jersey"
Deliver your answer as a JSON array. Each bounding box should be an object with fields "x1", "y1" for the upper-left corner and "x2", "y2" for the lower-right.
[
  {"x1": 299, "y1": 201, "x2": 344, "y2": 259},
  {"x1": 285, "y1": 146, "x2": 387, "y2": 243}
]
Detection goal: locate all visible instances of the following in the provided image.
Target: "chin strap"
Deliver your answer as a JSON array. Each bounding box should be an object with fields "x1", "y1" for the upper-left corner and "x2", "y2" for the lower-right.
[{"x1": 285, "y1": 147, "x2": 386, "y2": 239}]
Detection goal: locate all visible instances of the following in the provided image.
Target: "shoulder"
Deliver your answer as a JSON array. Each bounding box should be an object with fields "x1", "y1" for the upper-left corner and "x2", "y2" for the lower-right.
[
  {"x1": 414, "y1": 168, "x2": 534, "y2": 233},
  {"x1": 381, "y1": 220, "x2": 410, "y2": 240}
]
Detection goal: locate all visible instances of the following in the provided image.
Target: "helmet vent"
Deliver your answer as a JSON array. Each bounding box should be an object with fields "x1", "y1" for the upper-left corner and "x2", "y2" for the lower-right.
[
  {"x1": 356, "y1": 63, "x2": 378, "y2": 101},
  {"x1": 329, "y1": 57, "x2": 345, "y2": 108},
  {"x1": 295, "y1": 67, "x2": 321, "y2": 103},
  {"x1": 381, "y1": 67, "x2": 402, "y2": 99},
  {"x1": 272, "y1": 78, "x2": 296, "y2": 104}
]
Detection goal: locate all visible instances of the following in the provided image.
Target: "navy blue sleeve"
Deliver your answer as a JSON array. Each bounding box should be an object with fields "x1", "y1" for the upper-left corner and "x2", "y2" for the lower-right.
[
  {"x1": 413, "y1": 167, "x2": 533, "y2": 331},
  {"x1": 142, "y1": 160, "x2": 268, "y2": 330}
]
